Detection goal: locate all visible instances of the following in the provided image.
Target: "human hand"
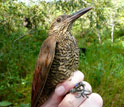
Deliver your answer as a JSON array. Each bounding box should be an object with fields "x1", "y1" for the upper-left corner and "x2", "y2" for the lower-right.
[{"x1": 41, "y1": 71, "x2": 103, "y2": 107}]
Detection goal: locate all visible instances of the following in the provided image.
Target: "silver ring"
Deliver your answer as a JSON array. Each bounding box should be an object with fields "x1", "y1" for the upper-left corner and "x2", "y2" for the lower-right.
[{"x1": 69, "y1": 81, "x2": 92, "y2": 98}]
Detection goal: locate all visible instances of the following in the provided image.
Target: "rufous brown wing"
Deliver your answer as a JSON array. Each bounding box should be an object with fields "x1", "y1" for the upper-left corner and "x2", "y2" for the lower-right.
[{"x1": 31, "y1": 36, "x2": 56, "y2": 107}]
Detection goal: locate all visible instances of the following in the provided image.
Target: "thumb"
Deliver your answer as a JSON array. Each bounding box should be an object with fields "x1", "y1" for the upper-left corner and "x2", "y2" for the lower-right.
[{"x1": 41, "y1": 85, "x2": 65, "y2": 107}]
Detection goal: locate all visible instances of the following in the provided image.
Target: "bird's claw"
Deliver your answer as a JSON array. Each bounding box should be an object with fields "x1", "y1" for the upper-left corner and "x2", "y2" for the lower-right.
[{"x1": 69, "y1": 82, "x2": 92, "y2": 98}]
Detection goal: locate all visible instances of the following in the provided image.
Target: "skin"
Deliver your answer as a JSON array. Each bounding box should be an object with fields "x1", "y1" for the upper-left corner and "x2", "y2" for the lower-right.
[{"x1": 41, "y1": 71, "x2": 103, "y2": 107}]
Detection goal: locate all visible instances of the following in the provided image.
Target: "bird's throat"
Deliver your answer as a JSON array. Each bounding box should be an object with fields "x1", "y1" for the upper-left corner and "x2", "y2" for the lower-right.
[{"x1": 55, "y1": 31, "x2": 72, "y2": 43}]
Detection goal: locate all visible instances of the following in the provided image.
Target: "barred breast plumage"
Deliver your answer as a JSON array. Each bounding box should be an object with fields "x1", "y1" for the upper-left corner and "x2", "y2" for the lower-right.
[
  {"x1": 47, "y1": 32, "x2": 79, "y2": 89},
  {"x1": 38, "y1": 32, "x2": 79, "y2": 105}
]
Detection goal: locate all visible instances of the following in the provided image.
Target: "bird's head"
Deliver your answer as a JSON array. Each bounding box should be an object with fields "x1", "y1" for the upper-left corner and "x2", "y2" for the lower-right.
[{"x1": 49, "y1": 7, "x2": 92, "y2": 36}]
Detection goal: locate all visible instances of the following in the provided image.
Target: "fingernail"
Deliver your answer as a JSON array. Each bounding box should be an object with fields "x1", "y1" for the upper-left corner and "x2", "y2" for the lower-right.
[{"x1": 55, "y1": 86, "x2": 65, "y2": 96}]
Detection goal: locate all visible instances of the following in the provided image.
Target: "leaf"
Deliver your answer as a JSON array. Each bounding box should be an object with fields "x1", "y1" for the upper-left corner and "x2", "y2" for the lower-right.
[
  {"x1": 0, "y1": 101, "x2": 12, "y2": 107},
  {"x1": 19, "y1": 103, "x2": 30, "y2": 107}
]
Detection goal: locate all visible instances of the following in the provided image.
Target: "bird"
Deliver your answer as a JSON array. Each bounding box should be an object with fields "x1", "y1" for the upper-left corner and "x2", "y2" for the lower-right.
[{"x1": 31, "y1": 7, "x2": 92, "y2": 107}]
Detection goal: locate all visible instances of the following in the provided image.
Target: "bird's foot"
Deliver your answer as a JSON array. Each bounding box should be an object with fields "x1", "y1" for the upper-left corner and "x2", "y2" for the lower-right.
[{"x1": 69, "y1": 82, "x2": 92, "y2": 98}]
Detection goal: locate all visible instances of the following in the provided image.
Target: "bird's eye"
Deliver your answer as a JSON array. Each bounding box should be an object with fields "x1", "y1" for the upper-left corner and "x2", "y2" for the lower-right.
[{"x1": 57, "y1": 18, "x2": 61, "y2": 23}]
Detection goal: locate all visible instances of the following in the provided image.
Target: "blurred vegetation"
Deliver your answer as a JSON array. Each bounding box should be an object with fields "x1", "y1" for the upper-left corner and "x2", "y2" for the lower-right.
[{"x1": 0, "y1": 0, "x2": 124, "y2": 106}]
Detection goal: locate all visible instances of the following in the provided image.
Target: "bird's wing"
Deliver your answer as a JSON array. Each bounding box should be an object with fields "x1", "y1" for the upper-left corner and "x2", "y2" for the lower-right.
[{"x1": 31, "y1": 36, "x2": 56, "y2": 107}]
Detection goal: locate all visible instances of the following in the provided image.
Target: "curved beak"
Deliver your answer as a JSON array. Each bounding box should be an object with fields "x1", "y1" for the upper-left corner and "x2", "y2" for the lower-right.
[{"x1": 67, "y1": 7, "x2": 93, "y2": 23}]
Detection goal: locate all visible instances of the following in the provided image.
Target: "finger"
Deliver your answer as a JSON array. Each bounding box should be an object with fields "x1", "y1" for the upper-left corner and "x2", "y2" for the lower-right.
[
  {"x1": 79, "y1": 93, "x2": 103, "y2": 107},
  {"x1": 58, "y1": 81, "x2": 92, "y2": 107},
  {"x1": 61, "y1": 70, "x2": 84, "y2": 94},
  {"x1": 42, "y1": 70, "x2": 84, "y2": 107},
  {"x1": 41, "y1": 91, "x2": 63, "y2": 107},
  {"x1": 55, "y1": 70, "x2": 84, "y2": 96}
]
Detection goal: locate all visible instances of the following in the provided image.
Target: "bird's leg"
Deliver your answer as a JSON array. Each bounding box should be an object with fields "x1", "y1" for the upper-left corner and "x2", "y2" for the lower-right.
[{"x1": 69, "y1": 82, "x2": 92, "y2": 98}]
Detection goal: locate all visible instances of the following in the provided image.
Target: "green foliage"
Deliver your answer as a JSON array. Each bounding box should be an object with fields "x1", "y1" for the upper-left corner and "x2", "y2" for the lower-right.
[
  {"x1": 19, "y1": 103, "x2": 30, "y2": 107},
  {"x1": 0, "y1": 101, "x2": 12, "y2": 106},
  {"x1": 0, "y1": 0, "x2": 124, "y2": 107},
  {"x1": 79, "y1": 39, "x2": 124, "y2": 107}
]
